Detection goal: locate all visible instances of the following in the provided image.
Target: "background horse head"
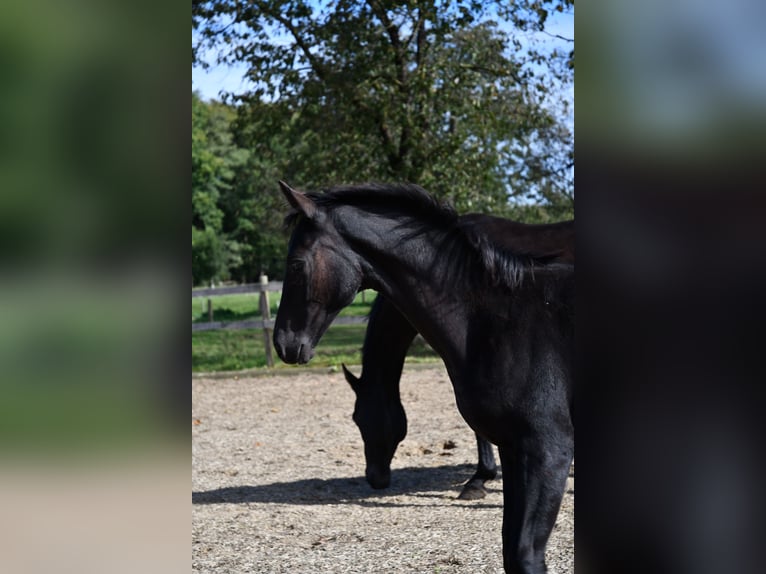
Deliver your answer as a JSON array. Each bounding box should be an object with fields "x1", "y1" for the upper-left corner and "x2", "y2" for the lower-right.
[{"x1": 342, "y1": 363, "x2": 407, "y2": 489}]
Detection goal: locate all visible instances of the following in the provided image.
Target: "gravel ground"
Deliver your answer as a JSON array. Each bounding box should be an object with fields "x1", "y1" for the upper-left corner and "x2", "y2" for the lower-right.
[{"x1": 192, "y1": 364, "x2": 573, "y2": 573}]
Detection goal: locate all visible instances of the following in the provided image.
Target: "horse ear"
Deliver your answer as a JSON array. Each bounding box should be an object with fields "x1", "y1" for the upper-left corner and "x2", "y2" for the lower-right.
[
  {"x1": 279, "y1": 180, "x2": 317, "y2": 219},
  {"x1": 341, "y1": 363, "x2": 361, "y2": 391}
]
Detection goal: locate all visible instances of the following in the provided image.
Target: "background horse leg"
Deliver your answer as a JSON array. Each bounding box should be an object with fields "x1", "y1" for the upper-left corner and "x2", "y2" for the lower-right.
[
  {"x1": 457, "y1": 434, "x2": 498, "y2": 500},
  {"x1": 499, "y1": 432, "x2": 573, "y2": 574}
]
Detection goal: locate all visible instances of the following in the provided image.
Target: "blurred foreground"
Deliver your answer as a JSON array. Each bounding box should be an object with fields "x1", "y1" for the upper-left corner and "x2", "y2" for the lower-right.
[{"x1": 0, "y1": 1, "x2": 188, "y2": 573}]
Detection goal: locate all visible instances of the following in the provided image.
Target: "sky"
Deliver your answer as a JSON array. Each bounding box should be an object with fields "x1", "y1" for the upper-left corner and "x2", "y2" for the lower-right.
[{"x1": 192, "y1": 57, "x2": 253, "y2": 101}]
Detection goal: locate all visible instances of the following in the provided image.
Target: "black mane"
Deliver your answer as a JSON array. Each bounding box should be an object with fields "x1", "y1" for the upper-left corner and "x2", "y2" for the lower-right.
[
  {"x1": 284, "y1": 182, "x2": 566, "y2": 289},
  {"x1": 284, "y1": 183, "x2": 455, "y2": 229}
]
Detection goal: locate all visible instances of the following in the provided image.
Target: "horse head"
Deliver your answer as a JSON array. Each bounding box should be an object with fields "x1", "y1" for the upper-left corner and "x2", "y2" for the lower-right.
[
  {"x1": 343, "y1": 364, "x2": 407, "y2": 489},
  {"x1": 273, "y1": 181, "x2": 364, "y2": 364}
]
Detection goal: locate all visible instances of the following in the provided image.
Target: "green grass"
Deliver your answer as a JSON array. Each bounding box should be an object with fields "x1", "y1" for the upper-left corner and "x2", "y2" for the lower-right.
[{"x1": 191, "y1": 290, "x2": 440, "y2": 372}]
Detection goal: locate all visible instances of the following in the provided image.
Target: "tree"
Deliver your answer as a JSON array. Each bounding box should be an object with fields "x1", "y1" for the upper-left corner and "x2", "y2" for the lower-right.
[
  {"x1": 222, "y1": 106, "x2": 294, "y2": 282},
  {"x1": 192, "y1": 91, "x2": 247, "y2": 285},
  {"x1": 193, "y1": 1, "x2": 573, "y2": 219}
]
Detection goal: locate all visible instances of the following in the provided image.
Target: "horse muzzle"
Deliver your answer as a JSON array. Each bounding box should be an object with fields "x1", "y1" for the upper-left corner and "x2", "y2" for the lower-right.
[
  {"x1": 365, "y1": 464, "x2": 391, "y2": 489},
  {"x1": 273, "y1": 330, "x2": 315, "y2": 364}
]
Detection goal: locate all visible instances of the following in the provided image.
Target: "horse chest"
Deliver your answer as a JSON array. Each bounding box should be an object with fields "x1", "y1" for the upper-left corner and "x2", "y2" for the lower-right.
[{"x1": 450, "y1": 376, "x2": 517, "y2": 441}]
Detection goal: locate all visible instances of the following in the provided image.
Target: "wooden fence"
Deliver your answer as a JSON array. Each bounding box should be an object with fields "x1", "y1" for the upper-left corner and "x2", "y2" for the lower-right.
[{"x1": 192, "y1": 276, "x2": 368, "y2": 367}]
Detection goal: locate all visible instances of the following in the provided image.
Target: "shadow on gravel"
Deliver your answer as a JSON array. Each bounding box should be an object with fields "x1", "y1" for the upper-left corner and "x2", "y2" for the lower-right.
[{"x1": 193, "y1": 463, "x2": 503, "y2": 508}]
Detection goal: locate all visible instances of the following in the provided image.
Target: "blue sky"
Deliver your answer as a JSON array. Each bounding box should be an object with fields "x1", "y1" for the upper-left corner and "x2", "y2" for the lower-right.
[{"x1": 192, "y1": 53, "x2": 253, "y2": 101}]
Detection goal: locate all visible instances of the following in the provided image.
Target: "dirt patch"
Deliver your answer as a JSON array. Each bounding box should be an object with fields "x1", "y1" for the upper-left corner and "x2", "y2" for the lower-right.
[{"x1": 192, "y1": 364, "x2": 573, "y2": 573}]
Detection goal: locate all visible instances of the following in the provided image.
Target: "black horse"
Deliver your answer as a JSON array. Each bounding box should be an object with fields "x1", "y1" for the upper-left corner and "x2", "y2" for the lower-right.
[
  {"x1": 274, "y1": 182, "x2": 574, "y2": 574},
  {"x1": 341, "y1": 293, "x2": 498, "y2": 500}
]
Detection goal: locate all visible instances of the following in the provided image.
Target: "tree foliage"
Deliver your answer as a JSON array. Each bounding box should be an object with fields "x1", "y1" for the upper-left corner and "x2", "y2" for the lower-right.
[
  {"x1": 193, "y1": 1, "x2": 573, "y2": 216},
  {"x1": 193, "y1": 91, "x2": 298, "y2": 284},
  {"x1": 192, "y1": 91, "x2": 247, "y2": 285}
]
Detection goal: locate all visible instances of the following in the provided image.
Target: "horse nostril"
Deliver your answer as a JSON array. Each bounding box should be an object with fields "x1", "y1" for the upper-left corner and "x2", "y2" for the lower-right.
[
  {"x1": 273, "y1": 332, "x2": 285, "y2": 358},
  {"x1": 272, "y1": 332, "x2": 314, "y2": 364}
]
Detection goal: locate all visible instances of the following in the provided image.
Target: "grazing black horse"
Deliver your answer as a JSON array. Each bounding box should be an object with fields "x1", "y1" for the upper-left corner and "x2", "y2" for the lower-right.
[
  {"x1": 341, "y1": 293, "x2": 498, "y2": 500},
  {"x1": 274, "y1": 181, "x2": 574, "y2": 574}
]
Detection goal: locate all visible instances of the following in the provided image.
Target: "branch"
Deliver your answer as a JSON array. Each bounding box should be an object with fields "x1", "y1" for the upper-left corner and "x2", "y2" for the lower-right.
[
  {"x1": 251, "y1": 0, "x2": 328, "y2": 81},
  {"x1": 540, "y1": 30, "x2": 573, "y2": 43},
  {"x1": 366, "y1": 0, "x2": 407, "y2": 87},
  {"x1": 414, "y1": 8, "x2": 427, "y2": 70}
]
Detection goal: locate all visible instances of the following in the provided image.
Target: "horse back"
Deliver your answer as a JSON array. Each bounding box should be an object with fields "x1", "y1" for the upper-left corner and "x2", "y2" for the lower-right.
[{"x1": 460, "y1": 214, "x2": 574, "y2": 264}]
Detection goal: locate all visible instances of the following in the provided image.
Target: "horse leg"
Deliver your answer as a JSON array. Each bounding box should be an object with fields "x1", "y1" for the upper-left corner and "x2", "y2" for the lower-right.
[
  {"x1": 457, "y1": 433, "x2": 498, "y2": 500},
  {"x1": 498, "y1": 432, "x2": 573, "y2": 574}
]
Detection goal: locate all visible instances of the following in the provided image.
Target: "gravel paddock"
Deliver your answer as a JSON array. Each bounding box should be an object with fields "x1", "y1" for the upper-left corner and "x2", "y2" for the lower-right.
[{"x1": 192, "y1": 364, "x2": 573, "y2": 573}]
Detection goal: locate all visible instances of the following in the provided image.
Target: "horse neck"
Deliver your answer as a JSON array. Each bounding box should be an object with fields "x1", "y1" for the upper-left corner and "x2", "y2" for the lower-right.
[
  {"x1": 361, "y1": 296, "x2": 417, "y2": 398},
  {"x1": 336, "y1": 210, "x2": 469, "y2": 364}
]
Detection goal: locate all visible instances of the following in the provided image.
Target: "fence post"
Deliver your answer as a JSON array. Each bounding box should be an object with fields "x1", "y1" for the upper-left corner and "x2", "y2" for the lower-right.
[
  {"x1": 259, "y1": 274, "x2": 274, "y2": 367},
  {"x1": 207, "y1": 280, "x2": 214, "y2": 322}
]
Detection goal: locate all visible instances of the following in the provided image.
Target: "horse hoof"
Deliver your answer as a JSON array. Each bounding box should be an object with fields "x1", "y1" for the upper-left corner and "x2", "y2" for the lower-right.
[{"x1": 457, "y1": 483, "x2": 487, "y2": 500}]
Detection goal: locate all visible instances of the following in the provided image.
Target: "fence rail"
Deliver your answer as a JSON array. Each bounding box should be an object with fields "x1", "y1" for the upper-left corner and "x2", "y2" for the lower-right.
[
  {"x1": 191, "y1": 315, "x2": 369, "y2": 333},
  {"x1": 191, "y1": 281, "x2": 284, "y2": 298},
  {"x1": 192, "y1": 277, "x2": 369, "y2": 367}
]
